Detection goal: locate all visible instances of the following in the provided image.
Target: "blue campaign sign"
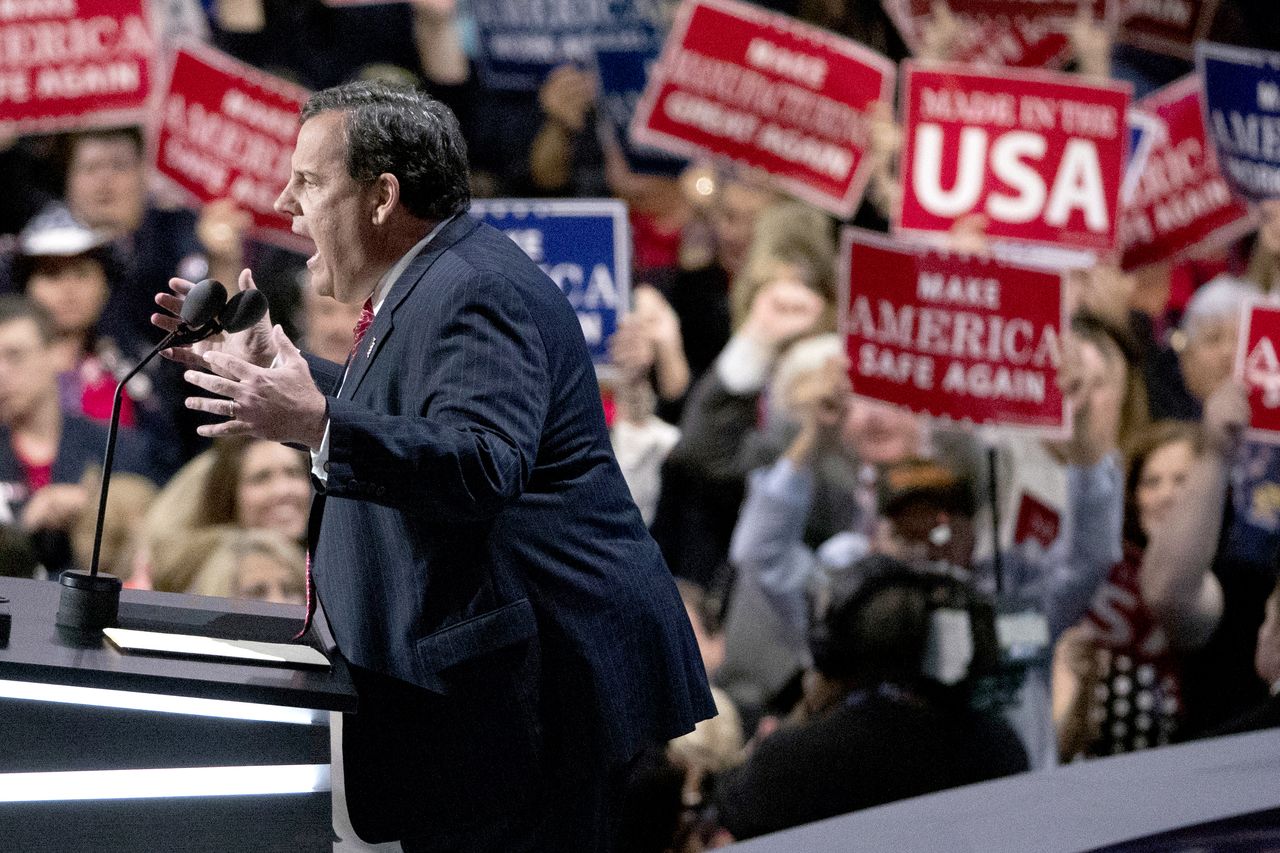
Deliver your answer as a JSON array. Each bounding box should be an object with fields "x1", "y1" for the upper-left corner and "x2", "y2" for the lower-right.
[
  {"x1": 1197, "y1": 41, "x2": 1280, "y2": 201},
  {"x1": 471, "y1": 199, "x2": 630, "y2": 365},
  {"x1": 471, "y1": 0, "x2": 664, "y2": 91},
  {"x1": 595, "y1": 47, "x2": 686, "y2": 177},
  {"x1": 1122, "y1": 109, "x2": 1164, "y2": 204}
]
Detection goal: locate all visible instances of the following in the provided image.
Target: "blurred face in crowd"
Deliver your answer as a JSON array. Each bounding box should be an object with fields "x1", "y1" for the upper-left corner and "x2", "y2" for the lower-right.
[
  {"x1": 65, "y1": 135, "x2": 145, "y2": 236},
  {"x1": 26, "y1": 256, "x2": 109, "y2": 339},
  {"x1": 758, "y1": 261, "x2": 811, "y2": 298},
  {"x1": 1134, "y1": 438, "x2": 1195, "y2": 540},
  {"x1": 842, "y1": 399, "x2": 921, "y2": 466},
  {"x1": 1068, "y1": 332, "x2": 1127, "y2": 451},
  {"x1": 275, "y1": 110, "x2": 383, "y2": 304},
  {"x1": 1074, "y1": 334, "x2": 1126, "y2": 399},
  {"x1": 304, "y1": 290, "x2": 365, "y2": 364},
  {"x1": 235, "y1": 550, "x2": 305, "y2": 605},
  {"x1": 0, "y1": 317, "x2": 54, "y2": 425},
  {"x1": 1180, "y1": 316, "x2": 1238, "y2": 404},
  {"x1": 235, "y1": 441, "x2": 310, "y2": 541},
  {"x1": 712, "y1": 180, "x2": 772, "y2": 278}
]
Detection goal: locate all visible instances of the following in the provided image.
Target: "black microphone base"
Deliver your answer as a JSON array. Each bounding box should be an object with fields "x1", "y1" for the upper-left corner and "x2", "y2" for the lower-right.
[{"x1": 57, "y1": 570, "x2": 122, "y2": 631}]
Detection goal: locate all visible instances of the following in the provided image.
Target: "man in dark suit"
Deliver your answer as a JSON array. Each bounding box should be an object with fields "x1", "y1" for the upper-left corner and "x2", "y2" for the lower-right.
[{"x1": 160, "y1": 82, "x2": 714, "y2": 850}]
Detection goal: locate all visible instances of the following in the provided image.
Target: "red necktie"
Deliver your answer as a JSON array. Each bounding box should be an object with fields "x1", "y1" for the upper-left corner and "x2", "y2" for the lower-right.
[
  {"x1": 297, "y1": 297, "x2": 376, "y2": 639},
  {"x1": 296, "y1": 551, "x2": 315, "y2": 640},
  {"x1": 350, "y1": 298, "x2": 375, "y2": 358}
]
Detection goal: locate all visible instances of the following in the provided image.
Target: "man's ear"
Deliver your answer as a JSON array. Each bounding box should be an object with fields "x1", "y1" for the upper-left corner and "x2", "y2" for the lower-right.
[{"x1": 371, "y1": 173, "x2": 400, "y2": 225}]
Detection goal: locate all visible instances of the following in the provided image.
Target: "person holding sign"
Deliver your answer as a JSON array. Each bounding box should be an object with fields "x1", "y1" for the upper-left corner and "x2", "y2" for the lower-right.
[
  {"x1": 1140, "y1": 380, "x2": 1277, "y2": 739},
  {"x1": 728, "y1": 318, "x2": 1130, "y2": 769},
  {"x1": 653, "y1": 219, "x2": 836, "y2": 586},
  {"x1": 1055, "y1": 420, "x2": 1202, "y2": 760},
  {"x1": 157, "y1": 81, "x2": 713, "y2": 850}
]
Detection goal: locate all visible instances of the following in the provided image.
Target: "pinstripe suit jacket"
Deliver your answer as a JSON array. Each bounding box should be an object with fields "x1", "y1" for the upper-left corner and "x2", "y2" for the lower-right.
[{"x1": 305, "y1": 213, "x2": 713, "y2": 842}]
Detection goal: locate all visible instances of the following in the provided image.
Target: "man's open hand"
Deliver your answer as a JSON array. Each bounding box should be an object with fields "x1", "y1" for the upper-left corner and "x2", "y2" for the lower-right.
[
  {"x1": 184, "y1": 325, "x2": 328, "y2": 449},
  {"x1": 154, "y1": 268, "x2": 275, "y2": 370}
]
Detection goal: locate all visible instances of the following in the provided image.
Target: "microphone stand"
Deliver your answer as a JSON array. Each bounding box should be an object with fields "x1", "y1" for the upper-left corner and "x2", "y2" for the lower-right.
[{"x1": 56, "y1": 323, "x2": 216, "y2": 631}]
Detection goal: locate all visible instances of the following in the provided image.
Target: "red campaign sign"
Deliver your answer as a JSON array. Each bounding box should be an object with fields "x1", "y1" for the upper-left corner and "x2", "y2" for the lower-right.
[
  {"x1": 1013, "y1": 491, "x2": 1061, "y2": 547},
  {"x1": 953, "y1": 22, "x2": 1071, "y2": 70},
  {"x1": 1117, "y1": 0, "x2": 1220, "y2": 60},
  {"x1": 0, "y1": 0, "x2": 154, "y2": 133},
  {"x1": 1238, "y1": 302, "x2": 1280, "y2": 442},
  {"x1": 887, "y1": 0, "x2": 1111, "y2": 69},
  {"x1": 152, "y1": 43, "x2": 310, "y2": 251},
  {"x1": 896, "y1": 63, "x2": 1131, "y2": 253},
  {"x1": 944, "y1": 0, "x2": 1107, "y2": 14},
  {"x1": 1117, "y1": 75, "x2": 1251, "y2": 272},
  {"x1": 841, "y1": 229, "x2": 1067, "y2": 433},
  {"x1": 630, "y1": 0, "x2": 894, "y2": 217}
]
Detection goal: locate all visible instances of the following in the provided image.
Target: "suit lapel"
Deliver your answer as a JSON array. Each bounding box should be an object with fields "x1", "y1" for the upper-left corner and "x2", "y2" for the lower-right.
[{"x1": 340, "y1": 214, "x2": 481, "y2": 401}]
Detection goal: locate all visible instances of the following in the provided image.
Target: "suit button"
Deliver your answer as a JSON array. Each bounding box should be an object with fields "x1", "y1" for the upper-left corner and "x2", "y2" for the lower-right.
[{"x1": 375, "y1": 486, "x2": 386, "y2": 497}]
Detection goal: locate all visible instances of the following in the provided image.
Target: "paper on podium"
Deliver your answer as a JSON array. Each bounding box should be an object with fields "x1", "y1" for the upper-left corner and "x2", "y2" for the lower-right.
[{"x1": 104, "y1": 627, "x2": 330, "y2": 670}]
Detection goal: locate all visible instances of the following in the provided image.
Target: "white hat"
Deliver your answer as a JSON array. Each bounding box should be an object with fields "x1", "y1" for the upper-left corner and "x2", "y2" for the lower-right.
[
  {"x1": 17, "y1": 206, "x2": 109, "y2": 258},
  {"x1": 1181, "y1": 275, "x2": 1261, "y2": 337}
]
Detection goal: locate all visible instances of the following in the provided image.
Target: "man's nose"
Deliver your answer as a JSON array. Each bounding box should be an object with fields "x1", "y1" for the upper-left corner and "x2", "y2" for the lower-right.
[{"x1": 273, "y1": 185, "x2": 294, "y2": 216}]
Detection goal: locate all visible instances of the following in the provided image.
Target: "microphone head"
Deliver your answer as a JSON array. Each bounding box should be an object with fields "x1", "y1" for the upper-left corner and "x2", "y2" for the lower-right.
[
  {"x1": 179, "y1": 279, "x2": 228, "y2": 328},
  {"x1": 221, "y1": 289, "x2": 269, "y2": 333}
]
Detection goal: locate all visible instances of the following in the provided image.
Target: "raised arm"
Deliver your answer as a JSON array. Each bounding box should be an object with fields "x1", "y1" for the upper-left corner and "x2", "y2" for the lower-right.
[
  {"x1": 411, "y1": 0, "x2": 469, "y2": 86},
  {"x1": 670, "y1": 277, "x2": 829, "y2": 481},
  {"x1": 1140, "y1": 383, "x2": 1246, "y2": 649},
  {"x1": 1042, "y1": 454, "x2": 1124, "y2": 640},
  {"x1": 728, "y1": 357, "x2": 857, "y2": 642},
  {"x1": 183, "y1": 270, "x2": 551, "y2": 523},
  {"x1": 529, "y1": 65, "x2": 595, "y2": 193},
  {"x1": 1036, "y1": 318, "x2": 1127, "y2": 638}
]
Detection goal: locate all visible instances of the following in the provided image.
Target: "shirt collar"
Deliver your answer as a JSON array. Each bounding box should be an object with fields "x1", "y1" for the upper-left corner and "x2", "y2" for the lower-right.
[{"x1": 370, "y1": 214, "x2": 454, "y2": 315}]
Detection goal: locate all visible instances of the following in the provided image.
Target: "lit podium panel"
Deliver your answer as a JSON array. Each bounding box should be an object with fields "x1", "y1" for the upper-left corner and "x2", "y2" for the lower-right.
[{"x1": 0, "y1": 576, "x2": 358, "y2": 852}]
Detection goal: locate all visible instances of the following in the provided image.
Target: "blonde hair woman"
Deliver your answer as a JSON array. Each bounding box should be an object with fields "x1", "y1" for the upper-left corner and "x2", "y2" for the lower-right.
[{"x1": 187, "y1": 528, "x2": 306, "y2": 604}]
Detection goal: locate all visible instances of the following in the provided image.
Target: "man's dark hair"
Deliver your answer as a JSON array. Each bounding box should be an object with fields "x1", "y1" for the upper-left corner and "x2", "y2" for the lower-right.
[
  {"x1": 0, "y1": 295, "x2": 55, "y2": 344},
  {"x1": 810, "y1": 556, "x2": 933, "y2": 685},
  {"x1": 300, "y1": 81, "x2": 470, "y2": 221}
]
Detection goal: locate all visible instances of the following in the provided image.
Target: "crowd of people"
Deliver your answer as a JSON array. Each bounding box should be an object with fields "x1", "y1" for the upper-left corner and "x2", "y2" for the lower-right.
[{"x1": 1, "y1": 0, "x2": 1279, "y2": 849}]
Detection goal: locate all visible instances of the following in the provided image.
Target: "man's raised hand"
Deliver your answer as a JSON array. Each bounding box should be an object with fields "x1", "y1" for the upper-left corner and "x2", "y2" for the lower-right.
[
  {"x1": 185, "y1": 325, "x2": 328, "y2": 449},
  {"x1": 153, "y1": 268, "x2": 274, "y2": 370}
]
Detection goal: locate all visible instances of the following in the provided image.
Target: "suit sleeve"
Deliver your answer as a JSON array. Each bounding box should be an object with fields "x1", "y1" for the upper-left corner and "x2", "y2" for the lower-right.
[
  {"x1": 321, "y1": 272, "x2": 550, "y2": 522},
  {"x1": 304, "y1": 353, "x2": 345, "y2": 395}
]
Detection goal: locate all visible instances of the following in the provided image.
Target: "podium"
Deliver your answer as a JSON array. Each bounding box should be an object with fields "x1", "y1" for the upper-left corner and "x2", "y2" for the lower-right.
[{"x1": 0, "y1": 576, "x2": 357, "y2": 851}]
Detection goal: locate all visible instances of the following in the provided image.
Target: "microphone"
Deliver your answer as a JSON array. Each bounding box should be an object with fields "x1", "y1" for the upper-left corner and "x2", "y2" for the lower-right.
[
  {"x1": 57, "y1": 280, "x2": 262, "y2": 631},
  {"x1": 180, "y1": 278, "x2": 228, "y2": 327},
  {"x1": 221, "y1": 289, "x2": 270, "y2": 333},
  {"x1": 169, "y1": 286, "x2": 268, "y2": 347},
  {"x1": 170, "y1": 279, "x2": 229, "y2": 346}
]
